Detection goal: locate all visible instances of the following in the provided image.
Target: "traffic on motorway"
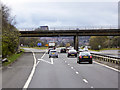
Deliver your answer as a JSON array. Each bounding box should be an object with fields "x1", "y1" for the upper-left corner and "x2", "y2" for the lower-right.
[{"x1": 48, "y1": 46, "x2": 93, "y2": 64}]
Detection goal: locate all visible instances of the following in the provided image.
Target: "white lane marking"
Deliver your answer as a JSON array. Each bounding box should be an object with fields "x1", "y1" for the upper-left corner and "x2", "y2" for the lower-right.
[
  {"x1": 71, "y1": 67, "x2": 74, "y2": 69},
  {"x1": 38, "y1": 59, "x2": 52, "y2": 64},
  {"x1": 36, "y1": 61, "x2": 40, "y2": 66},
  {"x1": 23, "y1": 51, "x2": 37, "y2": 89},
  {"x1": 83, "y1": 79, "x2": 88, "y2": 83},
  {"x1": 76, "y1": 72, "x2": 79, "y2": 74},
  {"x1": 41, "y1": 52, "x2": 46, "y2": 59},
  {"x1": 51, "y1": 58, "x2": 54, "y2": 64},
  {"x1": 91, "y1": 86, "x2": 94, "y2": 88},
  {"x1": 94, "y1": 61, "x2": 120, "y2": 72},
  {"x1": 68, "y1": 64, "x2": 70, "y2": 65},
  {"x1": 65, "y1": 61, "x2": 66, "y2": 63}
]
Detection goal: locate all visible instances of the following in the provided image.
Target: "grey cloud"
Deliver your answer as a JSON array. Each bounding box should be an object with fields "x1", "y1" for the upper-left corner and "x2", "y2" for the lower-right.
[{"x1": 12, "y1": 2, "x2": 118, "y2": 28}]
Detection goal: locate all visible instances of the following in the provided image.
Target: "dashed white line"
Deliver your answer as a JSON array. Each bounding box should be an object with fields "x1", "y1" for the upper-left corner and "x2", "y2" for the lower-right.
[
  {"x1": 71, "y1": 67, "x2": 74, "y2": 69},
  {"x1": 68, "y1": 64, "x2": 70, "y2": 65},
  {"x1": 76, "y1": 71, "x2": 79, "y2": 74},
  {"x1": 91, "y1": 86, "x2": 94, "y2": 88},
  {"x1": 83, "y1": 79, "x2": 88, "y2": 83}
]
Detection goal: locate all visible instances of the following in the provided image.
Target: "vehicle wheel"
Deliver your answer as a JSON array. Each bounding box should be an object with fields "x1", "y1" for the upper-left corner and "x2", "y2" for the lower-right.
[
  {"x1": 78, "y1": 60, "x2": 81, "y2": 64},
  {"x1": 77, "y1": 60, "x2": 79, "y2": 63},
  {"x1": 49, "y1": 56, "x2": 51, "y2": 58},
  {"x1": 67, "y1": 55, "x2": 69, "y2": 57},
  {"x1": 89, "y1": 61, "x2": 92, "y2": 64},
  {"x1": 56, "y1": 56, "x2": 58, "y2": 58}
]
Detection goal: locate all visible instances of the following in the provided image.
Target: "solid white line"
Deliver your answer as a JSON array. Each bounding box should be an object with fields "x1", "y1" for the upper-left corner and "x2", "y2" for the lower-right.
[
  {"x1": 36, "y1": 61, "x2": 40, "y2": 66},
  {"x1": 94, "y1": 61, "x2": 120, "y2": 72},
  {"x1": 41, "y1": 52, "x2": 46, "y2": 59},
  {"x1": 23, "y1": 51, "x2": 37, "y2": 89},
  {"x1": 38, "y1": 59, "x2": 52, "y2": 64},
  {"x1": 51, "y1": 58, "x2": 54, "y2": 64},
  {"x1": 83, "y1": 79, "x2": 88, "y2": 83},
  {"x1": 76, "y1": 72, "x2": 79, "y2": 74}
]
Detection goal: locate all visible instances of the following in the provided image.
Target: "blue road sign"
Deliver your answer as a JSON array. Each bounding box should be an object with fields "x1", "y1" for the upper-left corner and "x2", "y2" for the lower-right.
[{"x1": 37, "y1": 43, "x2": 42, "y2": 46}]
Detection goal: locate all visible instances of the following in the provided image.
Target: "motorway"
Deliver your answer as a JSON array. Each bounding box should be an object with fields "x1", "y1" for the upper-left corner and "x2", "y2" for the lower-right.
[{"x1": 2, "y1": 48, "x2": 119, "y2": 88}]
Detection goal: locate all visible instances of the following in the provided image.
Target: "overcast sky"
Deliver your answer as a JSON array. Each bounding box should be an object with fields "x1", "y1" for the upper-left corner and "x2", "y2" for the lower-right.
[{"x1": 1, "y1": 0, "x2": 119, "y2": 29}]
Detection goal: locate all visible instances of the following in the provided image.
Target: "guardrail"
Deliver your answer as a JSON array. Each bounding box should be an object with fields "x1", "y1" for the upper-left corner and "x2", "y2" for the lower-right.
[
  {"x1": 91, "y1": 53, "x2": 120, "y2": 64},
  {"x1": 1, "y1": 58, "x2": 8, "y2": 63},
  {"x1": 0, "y1": 55, "x2": 9, "y2": 63}
]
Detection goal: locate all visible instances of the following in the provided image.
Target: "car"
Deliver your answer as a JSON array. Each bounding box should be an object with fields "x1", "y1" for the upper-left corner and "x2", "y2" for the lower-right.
[
  {"x1": 60, "y1": 48, "x2": 66, "y2": 53},
  {"x1": 66, "y1": 47, "x2": 74, "y2": 53},
  {"x1": 67, "y1": 50, "x2": 77, "y2": 57},
  {"x1": 49, "y1": 50, "x2": 58, "y2": 58},
  {"x1": 79, "y1": 48, "x2": 83, "y2": 52},
  {"x1": 83, "y1": 46, "x2": 88, "y2": 51},
  {"x1": 83, "y1": 48, "x2": 88, "y2": 51},
  {"x1": 48, "y1": 48, "x2": 54, "y2": 54},
  {"x1": 77, "y1": 52, "x2": 92, "y2": 64}
]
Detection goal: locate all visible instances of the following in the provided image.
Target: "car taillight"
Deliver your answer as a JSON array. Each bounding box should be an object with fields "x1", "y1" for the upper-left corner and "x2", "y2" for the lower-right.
[
  {"x1": 79, "y1": 56, "x2": 82, "y2": 58},
  {"x1": 90, "y1": 56, "x2": 92, "y2": 58}
]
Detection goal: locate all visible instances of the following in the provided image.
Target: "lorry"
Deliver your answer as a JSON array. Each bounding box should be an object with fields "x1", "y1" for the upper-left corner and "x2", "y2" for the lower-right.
[{"x1": 48, "y1": 42, "x2": 56, "y2": 49}]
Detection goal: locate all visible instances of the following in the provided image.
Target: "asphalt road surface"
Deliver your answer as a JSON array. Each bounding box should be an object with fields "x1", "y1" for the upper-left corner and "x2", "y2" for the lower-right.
[
  {"x1": 28, "y1": 49, "x2": 118, "y2": 88},
  {"x1": 2, "y1": 48, "x2": 119, "y2": 88}
]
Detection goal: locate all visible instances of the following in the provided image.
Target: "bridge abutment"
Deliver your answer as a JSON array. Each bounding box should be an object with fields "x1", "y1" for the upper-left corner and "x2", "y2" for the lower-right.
[{"x1": 74, "y1": 35, "x2": 78, "y2": 51}]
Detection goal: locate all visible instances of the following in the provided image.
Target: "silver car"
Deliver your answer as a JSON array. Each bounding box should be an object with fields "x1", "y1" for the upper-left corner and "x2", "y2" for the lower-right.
[{"x1": 49, "y1": 50, "x2": 58, "y2": 58}]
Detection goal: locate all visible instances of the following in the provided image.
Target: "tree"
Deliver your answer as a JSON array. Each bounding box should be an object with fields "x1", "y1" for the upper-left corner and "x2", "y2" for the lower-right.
[
  {"x1": 20, "y1": 37, "x2": 43, "y2": 47},
  {"x1": 89, "y1": 36, "x2": 108, "y2": 50},
  {"x1": 111, "y1": 36, "x2": 120, "y2": 48},
  {"x1": 1, "y1": 4, "x2": 20, "y2": 58}
]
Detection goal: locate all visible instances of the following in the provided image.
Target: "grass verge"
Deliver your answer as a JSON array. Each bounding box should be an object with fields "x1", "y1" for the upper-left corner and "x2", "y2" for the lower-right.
[
  {"x1": 2, "y1": 49, "x2": 24, "y2": 66},
  {"x1": 20, "y1": 47, "x2": 48, "y2": 50},
  {"x1": 33, "y1": 47, "x2": 48, "y2": 50},
  {"x1": 89, "y1": 48, "x2": 120, "y2": 52}
]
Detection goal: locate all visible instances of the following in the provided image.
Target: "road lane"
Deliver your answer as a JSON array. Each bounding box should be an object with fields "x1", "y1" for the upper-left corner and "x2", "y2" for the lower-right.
[
  {"x1": 4, "y1": 47, "x2": 117, "y2": 88},
  {"x1": 28, "y1": 53, "x2": 91, "y2": 88},
  {"x1": 2, "y1": 48, "x2": 44, "y2": 88},
  {"x1": 59, "y1": 53, "x2": 118, "y2": 88},
  {"x1": 2, "y1": 52, "x2": 34, "y2": 88}
]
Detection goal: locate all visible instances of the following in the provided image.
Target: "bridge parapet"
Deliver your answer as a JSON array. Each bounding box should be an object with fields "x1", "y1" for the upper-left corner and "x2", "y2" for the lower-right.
[{"x1": 18, "y1": 25, "x2": 118, "y2": 31}]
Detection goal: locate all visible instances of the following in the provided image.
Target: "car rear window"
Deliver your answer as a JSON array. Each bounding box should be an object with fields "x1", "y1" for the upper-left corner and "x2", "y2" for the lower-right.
[
  {"x1": 80, "y1": 52, "x2": 90, "y2": 56},
  {"x1": 69, "y1": 50, "x2": 76, "y2": 53}
]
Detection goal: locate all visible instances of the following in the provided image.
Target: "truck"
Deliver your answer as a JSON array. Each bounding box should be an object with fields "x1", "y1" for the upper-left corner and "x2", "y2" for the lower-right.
[
  {"x1": 48, "y1": 42, "x2": 56, "y2": 49},
  {"x1": 35, "y1": 26, "x2": 49, "y2": 31}
]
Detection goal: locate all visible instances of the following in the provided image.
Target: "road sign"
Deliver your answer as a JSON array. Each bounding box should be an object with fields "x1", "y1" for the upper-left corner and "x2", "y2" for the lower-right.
[
  {"x1": 45, "y1": 44, "x2": 48, "y2": 47},
  {"x1": 37, "y1": 43, "x2": 42, "y2": 46}
]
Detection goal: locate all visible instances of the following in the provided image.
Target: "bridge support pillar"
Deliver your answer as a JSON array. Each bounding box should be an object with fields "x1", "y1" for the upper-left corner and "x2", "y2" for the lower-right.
[{"x1": 74, "y1": 35, "x2": 78, "y2": 51}]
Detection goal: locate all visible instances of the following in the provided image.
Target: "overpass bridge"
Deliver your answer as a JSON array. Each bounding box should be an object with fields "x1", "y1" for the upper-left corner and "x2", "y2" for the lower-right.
[{"x1": 19, "y1": 29, "x2": 120, "y2": 51}]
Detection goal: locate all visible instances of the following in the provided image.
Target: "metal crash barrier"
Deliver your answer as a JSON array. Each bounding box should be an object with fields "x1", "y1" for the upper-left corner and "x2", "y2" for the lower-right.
[{"x1": 91, "y1": 53, "x2": 120, "y2": 64}]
